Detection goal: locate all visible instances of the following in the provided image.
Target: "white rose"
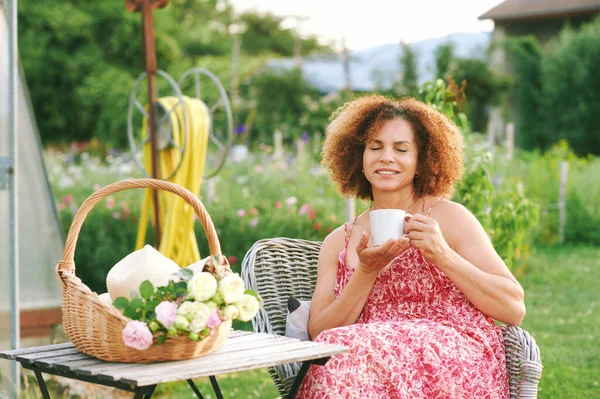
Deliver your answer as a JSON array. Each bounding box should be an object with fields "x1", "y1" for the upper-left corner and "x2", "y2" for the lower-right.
[
  {"x1": 188, "y1": 302, "x2": 211, "y2": 333},
  {"x1": 177, "y1": 301, "x2": 195, "y2": 316},
  {"x1": 221, "y1": 305, "x2": 239, "y2": 320},
  {"x1": 218, "y1": 273, "x2": 245, "y2": 304},
  {"x1": 205, "y1": 301, "x2": 218, "y2": 312},
  {"x1": 235, "y1": 294, "x2": 260, "y2": 322},
  {"x1": 188, "y1": 272, "x2": 218, "y2": 301}
]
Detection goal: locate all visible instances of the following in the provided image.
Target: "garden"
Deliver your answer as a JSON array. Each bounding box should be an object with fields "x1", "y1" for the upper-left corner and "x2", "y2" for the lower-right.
[{"x1": 4, "y1": 1, "x2": 600, "y2": 397}]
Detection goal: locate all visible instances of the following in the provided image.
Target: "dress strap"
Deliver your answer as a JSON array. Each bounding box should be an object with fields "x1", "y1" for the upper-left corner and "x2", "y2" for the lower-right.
[
  {"x1": 344, "y1": 216, "x2": 359, "y2": 249},
  {"x1": 427, "y1": 197, "x2": 444, "y2": 217}
]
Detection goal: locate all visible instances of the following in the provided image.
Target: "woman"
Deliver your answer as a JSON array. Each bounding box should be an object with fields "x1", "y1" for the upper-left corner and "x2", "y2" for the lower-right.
[{"x1": 297, "y1": 95, "x2": 525, "y2": 398}]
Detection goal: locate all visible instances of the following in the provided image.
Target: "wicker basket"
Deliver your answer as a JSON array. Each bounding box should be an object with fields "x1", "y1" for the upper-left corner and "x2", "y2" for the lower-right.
[{"x1": 55, "y1": 178, "x2": 232, "y2": 363}]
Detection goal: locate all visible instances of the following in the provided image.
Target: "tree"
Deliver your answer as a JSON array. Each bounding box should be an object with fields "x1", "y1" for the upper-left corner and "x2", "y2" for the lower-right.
[
  {"x1": 248, "y1": 68, "x2": 318, "y2": 144},
  {"x1": 448, "y1": 58, "x2": 508, "y2": 133},
  {"x1": 505, "y1": 16, "x2": 600, "y2": 155},
  {"x1": 17, "y1": 0, "x2": 333, "y2": 148},
  {"x1": 394, "y1": 42, "x2": 419, "y2": 96},
  {"x1": 238, "y1": 12, "x2": 329, "y2": 57},
  {"x1": 434, "y1": 42, "x2": 455, "y2": 80},
  {"x1": 540, "y1": 16, "x2": 600, "y2": 155},
  {"x1": 504, "y1": 36, "x2": 544, "y2": 150}
]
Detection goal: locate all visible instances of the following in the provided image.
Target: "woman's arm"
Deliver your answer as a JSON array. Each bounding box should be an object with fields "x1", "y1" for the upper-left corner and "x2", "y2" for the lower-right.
[
  {"x1": 405, "y1": 201, "x2": 526, "y2": 326},
  {"x1": 307, "y1": 228, "x2": 409, "y2": 339}
]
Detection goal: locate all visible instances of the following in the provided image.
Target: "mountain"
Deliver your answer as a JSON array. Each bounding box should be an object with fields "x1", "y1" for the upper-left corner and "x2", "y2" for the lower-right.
[{"x1": 266, "y1": 32, "x2": 492, "y2": 93}]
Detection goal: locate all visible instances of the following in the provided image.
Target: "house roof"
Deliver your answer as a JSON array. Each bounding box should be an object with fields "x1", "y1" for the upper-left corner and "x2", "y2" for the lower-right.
[{"x1": 479, "y1": 0, "x2": 600, "y2": 21}]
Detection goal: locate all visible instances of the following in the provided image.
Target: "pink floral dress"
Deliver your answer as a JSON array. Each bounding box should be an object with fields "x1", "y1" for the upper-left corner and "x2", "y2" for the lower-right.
[{"x1": 297, "y1": 202, "x2": 510, "y2": 399}]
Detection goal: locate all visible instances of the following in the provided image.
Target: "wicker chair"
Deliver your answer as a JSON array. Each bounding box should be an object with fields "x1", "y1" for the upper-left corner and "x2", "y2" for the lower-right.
[{"x1": 241, "y1": 237, "x2": 543, "y2": 399}]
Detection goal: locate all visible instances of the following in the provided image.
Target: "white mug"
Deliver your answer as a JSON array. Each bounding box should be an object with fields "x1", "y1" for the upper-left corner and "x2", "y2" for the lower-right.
[{"x1": 369, "y1": 209, "x2": 407, "y2": 246}]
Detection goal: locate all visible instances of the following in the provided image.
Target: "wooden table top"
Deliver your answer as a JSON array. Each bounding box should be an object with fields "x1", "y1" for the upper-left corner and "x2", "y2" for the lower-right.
[{"x1": 0, "y1": 330, "x2": 347, "y2": 387}]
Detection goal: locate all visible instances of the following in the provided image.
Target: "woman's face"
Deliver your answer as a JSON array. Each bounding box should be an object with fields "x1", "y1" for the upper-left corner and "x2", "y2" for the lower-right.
[{"x1": 362, "y1": 118, "x2": 419, "y2": 196}]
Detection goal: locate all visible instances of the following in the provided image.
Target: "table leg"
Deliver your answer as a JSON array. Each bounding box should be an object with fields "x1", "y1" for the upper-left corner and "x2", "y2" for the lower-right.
[
  {"x1": 287, "y1": 358, "x2": 329, "y2": 399},
  {"x1": 209, "y1": 376, "x2": 224, "y2": 399},
  {"x1": 133, "y1": 385, "x2": 156, "y2": 399},
  {"x1": 187, "y1": 379, "x2": 206, "y2": 399},
  {"x1": 33, "y1": 370, "x2": 51, "y2": 399}
]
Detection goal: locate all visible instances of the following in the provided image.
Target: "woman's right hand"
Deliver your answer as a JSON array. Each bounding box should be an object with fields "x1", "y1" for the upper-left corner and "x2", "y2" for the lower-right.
[{"x1": 355, "y1": 232, "x2": 410, "y2": 277}]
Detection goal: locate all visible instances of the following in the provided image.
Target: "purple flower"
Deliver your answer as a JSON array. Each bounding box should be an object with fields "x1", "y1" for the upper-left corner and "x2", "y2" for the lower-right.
[
  {"x1": 301, "y1": 132, "x2": 309, "y2": 143},
  {"x1": 109, "y1": 148, "x2": 121, "y2": 157},
  {"x1": 155, "y1": 301, "x2": 178, "y2": 329},
  {"x1": 234, "y1": 124, "x2": 248, "y2": 135},
  {"x1": 122, "y1": 320, "x2": 153, "y2": 351},
  {"x1": 250, "y1": 217, "x2": 259, "y2": 227}
]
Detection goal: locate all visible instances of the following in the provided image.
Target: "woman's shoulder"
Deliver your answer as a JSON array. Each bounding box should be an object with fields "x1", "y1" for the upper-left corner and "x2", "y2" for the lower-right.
[
  {"x1": 427, "y1": 198, "x2": 485, "y2": 246},
  {"x1": 426, "y1": 198, "x2": 474, "y2": 222},
  {"x1": 325, "y1": 220, "x2": 351, "y2": 244}
]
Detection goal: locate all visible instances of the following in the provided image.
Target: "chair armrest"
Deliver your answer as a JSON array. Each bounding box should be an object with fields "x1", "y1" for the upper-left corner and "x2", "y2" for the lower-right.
[{"x1": 501, "y1": 325, "x2": 543, "y2": 398}]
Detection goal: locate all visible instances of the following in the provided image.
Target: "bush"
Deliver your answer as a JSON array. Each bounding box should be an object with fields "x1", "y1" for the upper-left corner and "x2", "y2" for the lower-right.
[
  {"x1": 507, "y1": 16, "x2": 600, "y2": 155},
  {"x1": 493, "y1": 141, "x2": 600, "y2": 245}
]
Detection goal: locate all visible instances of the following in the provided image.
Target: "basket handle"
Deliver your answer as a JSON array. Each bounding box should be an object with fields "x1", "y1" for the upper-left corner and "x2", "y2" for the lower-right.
[{"x1": 56, "y1": 178, "x2": 222, "y2": 284}]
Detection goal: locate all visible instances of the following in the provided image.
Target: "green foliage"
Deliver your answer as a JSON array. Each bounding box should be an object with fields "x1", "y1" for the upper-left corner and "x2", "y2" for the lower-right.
[
  {"x1": 540, "y1": 16, "x2": 600, "y2": 155},
  {"x1": 448, "y1": 58, "x2": 509, "y2": 133},
  {"x1": 493, "y1": 140, "x2": 600, "y2": 245},
  {"x1": 239, "y1": 12, "x2": 328, "y2": 57},
  {"x1": 248, "y1": 68, "x2": 319, "y2": 144},
  {"x1": 504, "y1": 36, "x2": 545, "y2": 150},
  {"x1": 18, "y1": 0, "x2": 178, "y2": 147},
  {"x1": 419, "y1": 79, "x2": 471, "y2": 133},
  {"x1": 507, "y1": 16, "x2": 600, "y2": 155},
  {"x1": 394, "y1": 42, "x2": 419, "y2": 96},
  {"x1": 17, "y1": 0, "x2": 333, "y2": 148},
  {"x1": 454, "y1": 151, "x2": 540, "y2": 271},
  {"x1": 434, "y1": 42, "x2": 454, "y2": 80}
]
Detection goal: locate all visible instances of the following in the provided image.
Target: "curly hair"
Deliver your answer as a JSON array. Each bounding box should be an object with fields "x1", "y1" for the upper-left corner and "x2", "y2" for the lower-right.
[{"x1": 321, "y1": 94, "x2": 464, "y2": 201}]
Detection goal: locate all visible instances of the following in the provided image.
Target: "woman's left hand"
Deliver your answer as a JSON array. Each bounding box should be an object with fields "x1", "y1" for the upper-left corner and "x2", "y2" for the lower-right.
[{"x1": 404, "y1": 214, "x2": 452, "y2": 265}]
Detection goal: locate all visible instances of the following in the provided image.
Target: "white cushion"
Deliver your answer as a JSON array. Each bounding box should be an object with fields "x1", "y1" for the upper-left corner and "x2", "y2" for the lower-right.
[{"x1": 285, "y1": 296, "x2": 311, "y2": 341}]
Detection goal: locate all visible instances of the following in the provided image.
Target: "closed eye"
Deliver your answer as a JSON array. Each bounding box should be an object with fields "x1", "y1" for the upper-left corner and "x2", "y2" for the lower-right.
[
  {"x1": 396, "y1": 149, "x2": 408, "y2": 153},
  {"x1": 369, "y1": 147, "x2": 381, "y2": 150}
]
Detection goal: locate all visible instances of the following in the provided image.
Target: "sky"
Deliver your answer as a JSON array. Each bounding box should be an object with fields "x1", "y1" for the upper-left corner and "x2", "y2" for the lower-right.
[{"x1": 229, "y1": 0, "x2": 505, "y2": 51}]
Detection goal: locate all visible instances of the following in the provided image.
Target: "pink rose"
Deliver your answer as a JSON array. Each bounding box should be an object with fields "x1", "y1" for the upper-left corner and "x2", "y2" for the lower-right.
[
  {"x1": 155, "y1": 301, "x2": 178, "y2": 329},
  {"x1": 122, "y1": 320, "x2": 153, "y2": 351},
  {"x1": 206, "y1": 310, "x2": 222, "y2": 330}
]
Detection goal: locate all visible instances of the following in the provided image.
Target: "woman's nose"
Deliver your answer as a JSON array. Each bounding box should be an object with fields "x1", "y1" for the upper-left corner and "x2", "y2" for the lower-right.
[{"x1": 379, "y1": 148, "x2": 394, "y2": 162}]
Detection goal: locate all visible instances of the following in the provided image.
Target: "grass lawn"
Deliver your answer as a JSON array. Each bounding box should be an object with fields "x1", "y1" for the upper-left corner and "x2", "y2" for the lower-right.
[
  {"x1": 517, "y1": 245, "x2": 599, "y2": 398},
  {"x1": 13, "y1": 245, "x2": 599, "y2": 398}
]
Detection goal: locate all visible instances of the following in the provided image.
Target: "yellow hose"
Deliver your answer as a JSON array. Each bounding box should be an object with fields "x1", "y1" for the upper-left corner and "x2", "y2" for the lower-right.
[{"x1": 135, "y1": 96, "x2": 210, "y2": 267}]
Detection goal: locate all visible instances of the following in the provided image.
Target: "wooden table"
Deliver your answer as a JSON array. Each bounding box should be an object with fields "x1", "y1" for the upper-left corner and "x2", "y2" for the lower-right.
[{"x1": 0, "y1": 330, "x2": 347, "y2": 399}]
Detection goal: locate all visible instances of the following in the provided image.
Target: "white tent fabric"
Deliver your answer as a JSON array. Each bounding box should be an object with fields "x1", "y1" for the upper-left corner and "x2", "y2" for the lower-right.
[{"x1": 0, "y1": 2, "x2": 64, "y2": 379}]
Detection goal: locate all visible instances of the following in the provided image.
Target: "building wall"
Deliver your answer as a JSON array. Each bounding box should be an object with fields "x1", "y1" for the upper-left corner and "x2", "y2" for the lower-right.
[{"x1": 497, "y1": 14, "x2": 597, "y2": 46}]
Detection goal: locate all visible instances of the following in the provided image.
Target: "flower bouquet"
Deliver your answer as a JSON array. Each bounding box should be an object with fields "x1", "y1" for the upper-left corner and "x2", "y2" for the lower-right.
[{"x1": 115, "y1": 260, "x2": 261, "y2": 351}]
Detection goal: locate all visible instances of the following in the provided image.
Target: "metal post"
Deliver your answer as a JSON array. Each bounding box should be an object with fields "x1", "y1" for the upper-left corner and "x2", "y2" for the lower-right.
[
  {"x1": 230, "y1": 33, "x2": 241, "y2": 109},
  {"x1": 125, "y1": 0, "x2": 168, "y2": 247},
  {"x1": 273, "y1": 130, "x2": 283, "y2": 160},
  {"x1": 558, "y1": 161, "x2": 568, "y2": 244},
  {"x1": 8, "y1": 0, "x2": 21, "y2": 395},
  {"x1": 141, "y1": 0, "x2": 161, "y2": 247},
  {"x1": 506, "y1": 122, "x2": 514, "y2": 160}
]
